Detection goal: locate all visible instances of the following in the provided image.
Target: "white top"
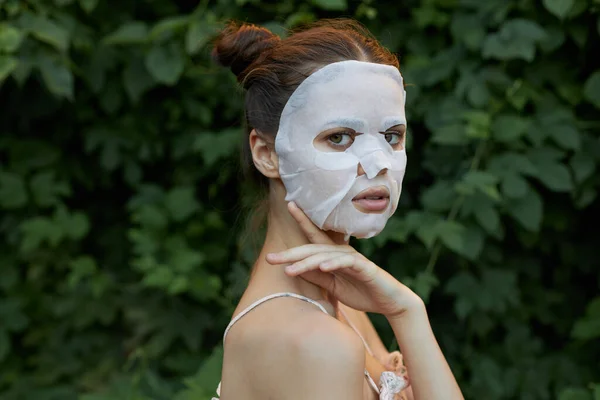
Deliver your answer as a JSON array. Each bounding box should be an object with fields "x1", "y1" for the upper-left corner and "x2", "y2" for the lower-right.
[{"x1": 212, "y1": 292, "x2": 408, "y2": 399}]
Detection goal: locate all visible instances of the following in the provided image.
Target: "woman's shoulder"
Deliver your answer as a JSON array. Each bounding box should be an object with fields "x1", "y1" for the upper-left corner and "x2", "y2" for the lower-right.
[{"x1": 223, "y1": 297, "x2": 365, "y2": 399}]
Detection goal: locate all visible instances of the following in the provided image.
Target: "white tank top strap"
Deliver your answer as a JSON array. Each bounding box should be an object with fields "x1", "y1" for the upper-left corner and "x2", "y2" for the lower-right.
[{"x1": 222, "y1": 292, "x2": 329, "y2": 341}]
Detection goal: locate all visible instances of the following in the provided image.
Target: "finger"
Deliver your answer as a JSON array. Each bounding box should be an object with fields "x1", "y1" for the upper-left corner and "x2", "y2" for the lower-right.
[
  {"x1": 297, "y1": 270, "x2": 336, "y2": 293},
  {"x1": 287, "y1": 201, "x2": 334, "y2": 245},
  {"x1": 266, "y1": 244, "x2": 351, "y2": 264},
  {"x1": 284, "y1": 251, "x2": 348, "y2": 276},
  {"x1": 320, "y1": 255, "x2": 377, "y2": 282}
]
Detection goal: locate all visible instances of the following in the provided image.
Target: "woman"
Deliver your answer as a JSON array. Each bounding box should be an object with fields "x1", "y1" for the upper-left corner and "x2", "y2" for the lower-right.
[{"x1": 210, "y1": 19, "x2": 463, "y2": 400}]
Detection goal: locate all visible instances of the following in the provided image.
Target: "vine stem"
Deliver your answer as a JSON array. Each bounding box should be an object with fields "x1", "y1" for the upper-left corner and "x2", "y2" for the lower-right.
[{"x1": 424, "y1": 140, "x2": 487, "y2": 275}]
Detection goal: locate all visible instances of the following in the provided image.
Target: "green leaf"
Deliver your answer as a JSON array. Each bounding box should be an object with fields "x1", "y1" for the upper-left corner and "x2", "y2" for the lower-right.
[
  {"x1": 39, "y1": 56, "x2": 74, "y2": 100},
  {"x1": 558, "y1": 388, "x2": 593, "y2": 400},
  {"x1": 572, "y1": 297, "x2": 600, "y2": 341},
  {"x1": 20, "y1": 216, "x2": 64, "y2": 252},
  {"x1": 123, "y1": 56, "x2": 156, "y2": 103},
  {"x1": 445, "y1": 271, "x2": 479, "y2": 319},
  {"x1": 0, "y1": 55, "x2": 18, "y2": 82},
  {"x1": 455, "y1": 225, "x2": 485, "y2": 261},
  {"x1": 0, "y1": 172, "x2": 28, "y2": 209},
  {"x1": 193, "y1": 129, "x2": 241, "y2": 166},
  {"x1": 421, "y1": 180, "x2": 456, "y2": 211},
  {"x1": 149, "y1": 15, "x2": 190, "y2": 41},
  {"x1": 570, "y1": 153, "x2": 595, "y2": 183},
  {"x1": 457, "y1": 170, "x2": 501, "y2": 200},
  {"x1": 165, "y1": 186, "x2": 200, "y2": 222},
  {"x1": 482, "y1": 19, "x2": 546, "y2": 62},
  {"x1": 583, "y1": 71, "x2": 600, "y2": 109},
  {"x1": 19, "y1": 12, "x2": 70, "y2": 52},
  {"x1": 407, "y1": 271, "x2": 439, "y2": 303},
  {"x1": 437, "y1": 220, "x2": 466, "y2": 255},
  {"x1": 0, "y1": 23, "x2": 24, "y2": 52},
  {"x1": 103, "y1": 21, "x2": 148, "y2": 45},
  {"x1": 501, "y1": 173, "x2": 528, "y2": 198},
  {"x1": 145, "y1": 42, "x2": 185, "y2": 85},
  {"x1": 546, "y1": 124, "x2": 581, "y2": 150},
  {"x1": 0, "y1": 330, "x2": 10, "y2": 362},
  {"x1": 30, "y1": 171, "x2": 71, "y2": 207},
  {"x1": 79, "y1": 0, "x2": 99, "y2": 13},
  {"x1": 507, "y1": 187, "x2": 543, "y2": 232},
  {"x1": 542, "y1": 0, "x2": 574, "y2": 19},
  {"x1": 311, "y1": 0, "x2": 347, "y2": 10},
  {"x1": 431, "y1": 124, "x2": 469, "y2": 145},
  {"x1": 474, "y1": 202, "x2": 501, "y2": 235},
  {"x1": 185, "y1": 19, "x2": 219, "y2": 55},
  {"x1": 536, "y1": 162, "x2": 573, "y2": 192},
  {"x1": 492, "y1": 115, "x2": 531, "y2": 143},
  {"x1": 184, "y1": 346, "x2": 224, "y2": 390}
]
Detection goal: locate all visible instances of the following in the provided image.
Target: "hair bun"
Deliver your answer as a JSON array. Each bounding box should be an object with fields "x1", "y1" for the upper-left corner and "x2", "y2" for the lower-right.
[{"x1": 212, "y1": 22, "x2": 280, "y2": 79}]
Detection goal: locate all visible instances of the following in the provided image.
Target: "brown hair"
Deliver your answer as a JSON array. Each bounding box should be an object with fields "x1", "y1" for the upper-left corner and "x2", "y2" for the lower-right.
[{"x1": 212, "y1": 18, "x2": 400, "y2": 190}]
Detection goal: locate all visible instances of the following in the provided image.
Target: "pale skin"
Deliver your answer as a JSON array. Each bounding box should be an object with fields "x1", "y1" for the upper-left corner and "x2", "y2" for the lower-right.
[{"x1": 218, "y1": 129, "x2": 463, "y2": 399}]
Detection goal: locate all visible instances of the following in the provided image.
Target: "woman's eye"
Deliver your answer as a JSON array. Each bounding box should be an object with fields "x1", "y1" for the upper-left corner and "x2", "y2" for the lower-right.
[
  {"x1": 384, "y1": 131, "x2": 403, "y2": 145},
  {"x1": 328, "y1": 132, "x2": 353, "y2": 146}
]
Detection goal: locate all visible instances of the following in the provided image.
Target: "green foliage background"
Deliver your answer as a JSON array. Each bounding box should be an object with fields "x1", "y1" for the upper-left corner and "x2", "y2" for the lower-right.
[{"x1": 1, "y1": 0, "x2": 599, "y2": 398}]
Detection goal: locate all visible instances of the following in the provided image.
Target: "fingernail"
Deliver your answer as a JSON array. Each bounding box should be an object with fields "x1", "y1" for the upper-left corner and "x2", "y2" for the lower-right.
[{"x1": 289, "y1": 201, "x2": 297, "y2": 209}]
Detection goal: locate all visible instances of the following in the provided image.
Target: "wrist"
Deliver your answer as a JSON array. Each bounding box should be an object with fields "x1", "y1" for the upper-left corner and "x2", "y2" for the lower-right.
[{"x1": 384, "y1": 293, "x2": 426, "y2": 322}]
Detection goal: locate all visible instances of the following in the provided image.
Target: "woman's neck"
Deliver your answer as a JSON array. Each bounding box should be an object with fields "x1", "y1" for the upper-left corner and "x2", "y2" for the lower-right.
[{"x1": 247, "y1": 185, "x2": 347, "y2": 310}]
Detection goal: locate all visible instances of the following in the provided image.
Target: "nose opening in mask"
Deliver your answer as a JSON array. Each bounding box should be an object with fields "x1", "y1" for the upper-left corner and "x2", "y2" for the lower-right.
[{"x1": 359, "y1": 150, "x2": 392, "y2": 179}]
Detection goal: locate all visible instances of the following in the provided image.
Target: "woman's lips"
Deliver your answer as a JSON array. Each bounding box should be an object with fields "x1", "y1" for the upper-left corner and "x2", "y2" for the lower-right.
[{"x1": 352, "y1": 186, "x2": 390, "y2": 212}]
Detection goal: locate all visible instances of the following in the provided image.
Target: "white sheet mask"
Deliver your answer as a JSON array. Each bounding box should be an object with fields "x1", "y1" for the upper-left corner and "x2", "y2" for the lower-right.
[{"x1": 274, "y1": 60, "x2": 407, "y2": 239}]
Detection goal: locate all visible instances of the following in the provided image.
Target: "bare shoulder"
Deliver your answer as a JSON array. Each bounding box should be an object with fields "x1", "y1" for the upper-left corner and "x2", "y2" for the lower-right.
[
  {"x1": 268, "y1": 310, "x2": 366, "y2": 399},
  {"x1": 223, "y1": 298, "x2": 365, "y2": 400}
]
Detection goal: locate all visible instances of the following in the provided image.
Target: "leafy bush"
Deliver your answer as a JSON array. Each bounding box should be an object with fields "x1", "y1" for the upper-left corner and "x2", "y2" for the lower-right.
[{"x1": 0, "y1": 0, "x2": 599, "y2": 399}]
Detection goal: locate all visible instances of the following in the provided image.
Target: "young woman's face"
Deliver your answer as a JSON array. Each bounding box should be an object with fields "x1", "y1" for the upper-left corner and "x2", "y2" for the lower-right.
[{"x1": 275, "y1": 60, "x2": 407, "y2": 239}]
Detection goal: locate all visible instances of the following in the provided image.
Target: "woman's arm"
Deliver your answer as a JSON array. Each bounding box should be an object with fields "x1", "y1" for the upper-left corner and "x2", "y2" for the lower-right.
[{"x1": 387, "y1": 300, "x2": 462, "y2": 399}]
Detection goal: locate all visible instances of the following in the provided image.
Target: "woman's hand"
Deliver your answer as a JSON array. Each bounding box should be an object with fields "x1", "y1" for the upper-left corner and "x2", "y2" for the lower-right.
[{"x1": 266, "y1": 202, "x2": 423, "y2": 318}]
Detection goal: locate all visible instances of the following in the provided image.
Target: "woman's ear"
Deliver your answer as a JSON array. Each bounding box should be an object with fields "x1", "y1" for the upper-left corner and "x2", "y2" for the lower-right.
[{"x1": 249, "y1": 129, "x2": 280, "y2": 178}]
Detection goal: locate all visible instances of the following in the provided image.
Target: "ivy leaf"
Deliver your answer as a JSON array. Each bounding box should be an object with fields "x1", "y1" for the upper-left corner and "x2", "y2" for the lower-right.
[
  {"x1": 445, "y1": 271, "x2": 480, "y2": 319},
  {"x1": 123, "y1": 56, "x2": 156, "y2": 103},
  {"x1": 431, "y1": 124, "x2": 469, "y2": 145},
  {"x1": 185, "y1": 19, "x2": 219, "y2": 55},
  {"x1": 546, "y1": 123, "x2": 581, "y2": 150},
  {"x1": 145, "y1": 42, "x2": 185, "y2": 85},
  {"x1": 495, "y1": 115, "x2": 521, "y2": 144},
  {"x1": 536, "y1": 162, "x2": 573, "y2": 192},
  {"x1": 455, "y1": 224, "x2": 485, "y2": 261},
  {"x1": 492, "y1": 115, "x2": 531, "y2": 143},
  {"x1": 0, "y1": 55, "x2": 18, "y2": 83},
  {"x1": 507, "y1": 187, "x2": 543, "y2": 232},
  {"x1": 570, "y1": 153, "x2": 595, "y2": 183},
  {"x1": 193, "y1": 129, "x2": 241, "y2": 166},
  {"x1": 483, "y1": 19, "x2": 546, "y2": 61},
  {"x1": 421, "y1": 180, "x2": 456, "y2": 212},
  {"x1": 474, "y1": 201, "x2": 501, "y2": 235},
  {"x1": 0, "y1": 330, "x2": 9, "y2": 362},
  {"x1": 38, "y1": 56, "x2": 74, "y2": 100},
  {"x1": 501, "y1": 173, "x2": 529, "y2": 198},
  {"x1": 0, "y1": 23, "x2": 24, "y2": 53},
  {"x1": 311, "y1": 0, "x2": 347, "y2": 10},
  {"x1": 558, "y1": 388, "x2": 594, "y2": 400},
  {"x1": 407, "y1": 271, "x2": 439, "y2": 303},
  {"x1": 19, "y1": 12, "x2": 70, "y2": 52},
  {"x1": 30, "y1": 170, "x2": 72, "y2": 207},
  {"x1": 542, "y1": 0, "x2": 574, "y2": 19},
  {"x1": 583, "y1": 71, "x2": 600, "y2": 109},
  {"x1": 571, "y1": 297, "x2": 600, "y2": 341},
  {"x1": 78, "y1": 0, "x2": 99, "y2": 13},
  {"x1": 165, "y1": 186, "x2": 200, "y2": 222},
  {"x1": 0, "y1": 172, "x2": 28, "y2": 209},
  {"x1": 103, "y1": 21, "x2": 148, "y2": 45}
]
